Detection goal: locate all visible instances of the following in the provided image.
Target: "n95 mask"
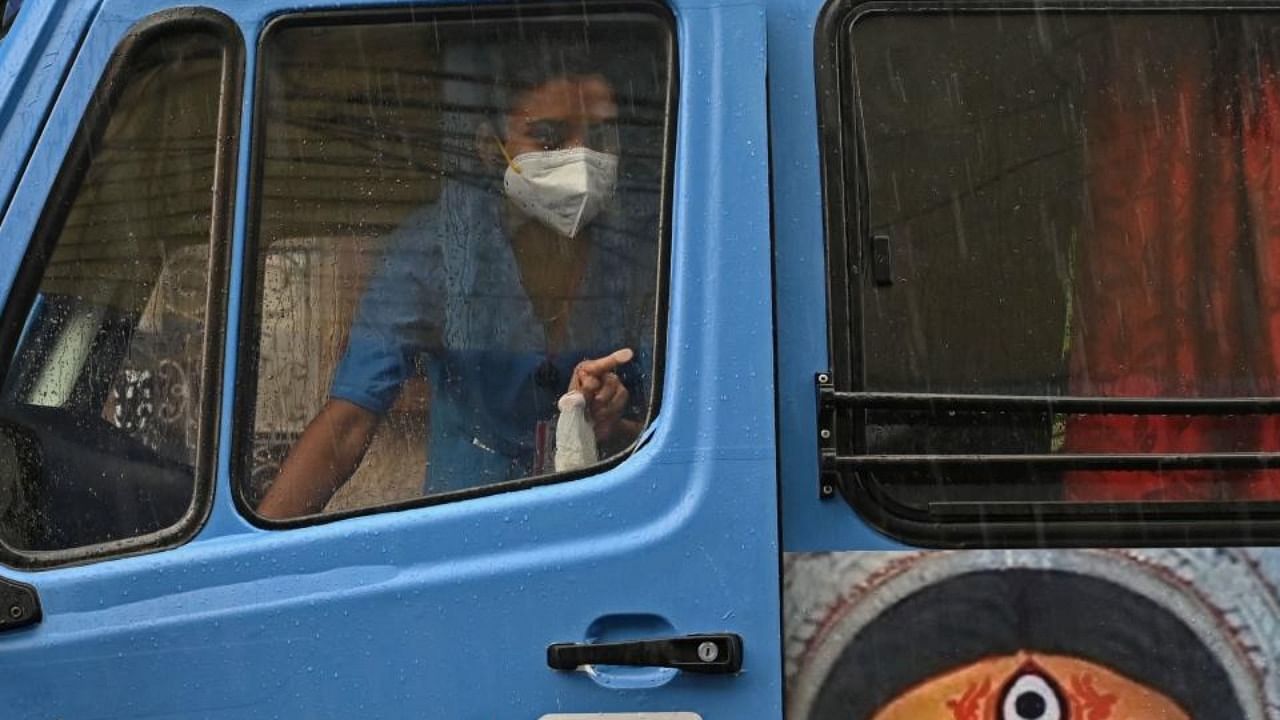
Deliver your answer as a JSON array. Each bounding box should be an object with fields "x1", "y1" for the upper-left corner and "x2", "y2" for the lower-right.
[{"x1": 503, "y1": 147, "x2": 619, "y2": 238}]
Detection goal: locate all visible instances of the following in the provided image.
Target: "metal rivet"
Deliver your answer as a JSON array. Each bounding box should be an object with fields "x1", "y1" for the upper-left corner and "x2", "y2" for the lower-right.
[
  {"x1": 821, "y1": 485, "x2": 834, "y2": 496},
  {"x1": 817, "y1": 374, "x2": 830, "y2": 384},
  {"x1": 8, "y1": 605, "x2": 21, "y2": 620},
  {"x1": 819, "y1": 429, "x2": 832, "y2": 439},
  {"x1": 697, "y1": 641, "x2": 719, "y2": 663}
]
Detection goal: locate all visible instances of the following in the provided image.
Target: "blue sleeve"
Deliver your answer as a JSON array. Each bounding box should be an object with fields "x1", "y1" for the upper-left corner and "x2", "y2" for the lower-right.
[{"x1": 331, "y1": 211, "x2": 445, "y2": 414}]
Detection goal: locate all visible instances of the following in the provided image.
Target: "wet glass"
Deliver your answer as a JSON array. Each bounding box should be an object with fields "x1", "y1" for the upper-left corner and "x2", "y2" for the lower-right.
[
  {"x1": 0, "y1": 30, "x2": 227, "y2": 553},
  {"x1": 842, "y1": 10, "x2": 1280, "y2": 505},
  {"x1": 244, "y1": 11, "x2": 671, "y2": 518}
]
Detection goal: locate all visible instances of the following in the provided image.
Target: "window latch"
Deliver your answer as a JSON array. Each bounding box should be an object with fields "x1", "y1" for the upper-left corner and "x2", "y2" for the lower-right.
[
  {"x1": 870, "y1": 234, "x2": 894, "y2": 286},
  {"x1": 547, "y1": 633, "x2": 743, "y2": 674}
]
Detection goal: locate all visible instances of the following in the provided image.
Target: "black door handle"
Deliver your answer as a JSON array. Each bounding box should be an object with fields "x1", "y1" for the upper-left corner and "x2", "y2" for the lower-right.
[{"x1": 547, "y1": 633, "x2": 743, "y2": 674}]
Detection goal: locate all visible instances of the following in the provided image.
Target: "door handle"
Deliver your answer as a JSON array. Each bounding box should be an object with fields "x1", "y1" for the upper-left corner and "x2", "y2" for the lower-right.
[{"x1": 547, "y1": 633, "x2": 742, "y2": 674}]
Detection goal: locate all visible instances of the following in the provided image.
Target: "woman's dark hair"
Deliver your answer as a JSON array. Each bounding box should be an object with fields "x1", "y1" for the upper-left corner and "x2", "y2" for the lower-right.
[{"x1": 481, "y1": 40, "x2": 603, "y2": 137}]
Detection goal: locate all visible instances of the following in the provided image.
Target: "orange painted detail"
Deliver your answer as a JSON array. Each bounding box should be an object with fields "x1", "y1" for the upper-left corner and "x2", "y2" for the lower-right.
[
  {"x1": 945, "y1": 678, "x2": 991, "y2": 720},
  {"x1": 871, "y1": 652, "x2": 1190, "y2": 720},
  {"x1": 1068, "y1": 673, "x2": 1118, "y2": 720}
]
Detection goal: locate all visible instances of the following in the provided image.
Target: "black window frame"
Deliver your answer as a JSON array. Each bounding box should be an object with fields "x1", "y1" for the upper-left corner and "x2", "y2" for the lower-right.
[
  {"x1": 234, "y1": 0, "x2": 678, "y2": 529},
  {"x1": 0, "y1": 8, "x2": 243, "y2": 569},
  {"x1": 815, "y1": 0, "x2": 1280, "y2": 548}
]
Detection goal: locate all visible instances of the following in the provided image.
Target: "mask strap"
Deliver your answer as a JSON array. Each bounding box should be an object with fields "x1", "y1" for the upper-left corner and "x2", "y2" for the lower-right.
[{"x1": 495, "y1": 137, "x2": 522, "y2": 174}]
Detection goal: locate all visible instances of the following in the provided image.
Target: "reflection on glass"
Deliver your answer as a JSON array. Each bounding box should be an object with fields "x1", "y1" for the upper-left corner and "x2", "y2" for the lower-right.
[
  {"x1": 0, "y1": 31, "x2": 224, "y2": 552},
  {"x1": 248, "y1": 13, "x2": 671, "y2": 518}
]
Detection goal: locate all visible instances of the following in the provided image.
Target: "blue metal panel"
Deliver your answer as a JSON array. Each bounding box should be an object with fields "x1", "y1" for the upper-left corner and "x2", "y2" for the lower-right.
[
  {"x1": 0, "y1": 2, "x2": 124, "y2": 312},
  {"x1": 203, "y1": 1, "x2": 260, "y2": 542},
  {"x1": 767, "y1": 0, "x2": 902, "y2": 551},
  {"x1": 0, "y1": 0, "x2": 99, "y2": 224},
  {"x1": 0, "y1": 0, "x2": 782, "y2": 717}
]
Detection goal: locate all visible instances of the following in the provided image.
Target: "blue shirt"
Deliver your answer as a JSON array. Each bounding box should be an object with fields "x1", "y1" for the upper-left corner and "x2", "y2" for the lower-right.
[{"x1": 331, "y1": 179, "x2": 657, "y2": 493}]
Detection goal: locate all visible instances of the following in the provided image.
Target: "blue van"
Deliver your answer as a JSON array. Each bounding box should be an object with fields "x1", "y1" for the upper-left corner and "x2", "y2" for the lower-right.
[{"x1": 3, "y1": 0, "x2": 1280, "y2": 717}]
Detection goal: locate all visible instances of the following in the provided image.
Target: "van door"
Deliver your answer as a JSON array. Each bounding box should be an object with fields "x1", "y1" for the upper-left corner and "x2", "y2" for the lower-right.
[
  {"x1": 0, "y1": 0, "x2": 781, "y2": 717},
  {"x1": 774, "y1": 1, "x2": 1280, "y2": 718}
]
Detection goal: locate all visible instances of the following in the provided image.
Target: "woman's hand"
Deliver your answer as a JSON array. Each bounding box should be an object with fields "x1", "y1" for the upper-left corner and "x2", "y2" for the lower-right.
[{"x1": 570, "y1": 347, "x2": 634, "y2": 442}]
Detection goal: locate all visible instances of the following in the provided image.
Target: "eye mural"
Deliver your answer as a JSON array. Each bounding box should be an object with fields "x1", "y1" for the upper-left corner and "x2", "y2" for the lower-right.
[
  {"x1": 784, "y1": 550, "x2": 1280, "y2": 720},
  {"x1": 870, "y1": 655, "x2": 1186, "y2": 720}
]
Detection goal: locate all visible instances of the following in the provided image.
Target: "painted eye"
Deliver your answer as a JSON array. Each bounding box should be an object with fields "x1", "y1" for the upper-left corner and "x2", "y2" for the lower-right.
[{"x1": 1000, "y1": 672, "x2": 1064, "y2": 720}]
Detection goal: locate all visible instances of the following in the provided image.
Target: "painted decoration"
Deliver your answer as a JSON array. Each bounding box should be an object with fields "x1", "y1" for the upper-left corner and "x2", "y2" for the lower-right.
[
  {"x1": 784, "y1": 550, "x2": 1280, "y2": 719},
  {"x1": 870, "y1": 653, "x2": 1186, "y2": 719}
]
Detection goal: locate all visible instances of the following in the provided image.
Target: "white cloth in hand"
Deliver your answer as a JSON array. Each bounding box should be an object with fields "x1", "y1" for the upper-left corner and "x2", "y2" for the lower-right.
[{"x1": 554, "y1": 391, "x2": 597, "y2": 472}]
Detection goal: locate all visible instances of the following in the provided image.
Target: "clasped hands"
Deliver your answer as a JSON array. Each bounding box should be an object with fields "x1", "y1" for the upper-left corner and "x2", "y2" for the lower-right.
[{"x1": 568, "y1": 347, "x2": 635, "y2": 442}]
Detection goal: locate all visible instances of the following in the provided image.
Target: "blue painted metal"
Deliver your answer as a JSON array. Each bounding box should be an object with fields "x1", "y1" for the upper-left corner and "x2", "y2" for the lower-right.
[
  {"x1": 0, "y1": 0, "x2": 99, "y2": 227},
  {"x1": 0, "y1": 0, "x2": 784, "y2": 717},
  {"x1": 767, "y1": 0, "x2": 902, "y2": 551},
  {"x1": 203, "y1": 3, "x2": 259, "y2": 543}
]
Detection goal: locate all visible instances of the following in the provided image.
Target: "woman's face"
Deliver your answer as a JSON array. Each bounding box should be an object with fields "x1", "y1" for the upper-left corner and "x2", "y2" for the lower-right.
[{"x1": 503, "y1": 74, "x2": 619, "y2": 158}]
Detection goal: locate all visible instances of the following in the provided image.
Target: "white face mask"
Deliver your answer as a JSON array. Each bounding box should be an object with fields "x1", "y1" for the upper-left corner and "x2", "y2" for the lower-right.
[{"x1": 503, "y1": 147, "x2": 619, "y2": 238}]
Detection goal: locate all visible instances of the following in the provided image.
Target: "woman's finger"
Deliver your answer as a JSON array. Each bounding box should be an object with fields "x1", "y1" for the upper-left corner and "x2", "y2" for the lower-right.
[
  {"x1": 573, "y1": 368, "x2": 603, "y2": 399},
  {"x1": 574, "y1": 348, "x2": 634, "y2": 380}
]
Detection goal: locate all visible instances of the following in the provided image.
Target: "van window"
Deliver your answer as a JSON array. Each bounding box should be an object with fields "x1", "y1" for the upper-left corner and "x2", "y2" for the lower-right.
[
  {"x1": 240, "y1": 7, "x2": 673, "y2": 521},
  {"x1": 0, "y1": 15, "x2": 239, "y2": 564},
  {"x1": 1, "y1": 0, "x2": 21, "y2": 41},
  {"x1": 819, "y1": 6, "x2": 1280, "y2": 544}
]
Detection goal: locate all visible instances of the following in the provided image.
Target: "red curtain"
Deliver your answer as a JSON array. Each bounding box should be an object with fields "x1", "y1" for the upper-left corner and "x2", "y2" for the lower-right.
[{"x1": 1063, "y1": 41, "x2": 1280, "y2": 501}]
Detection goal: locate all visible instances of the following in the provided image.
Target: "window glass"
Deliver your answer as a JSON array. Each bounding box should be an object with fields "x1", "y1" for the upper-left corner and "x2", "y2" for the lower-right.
[
  {"x1": 0, "y1": 27, "x2": 230, "y2": 556},
  {"x1": 839, "y1": 11, "x2": 1280, "y2": 510},
  {"x1": 1, "y1": 0, "x2": 21, "y2": 42},
  {"x1": 245, "y1": 10, "x2": 672, "y2": 520}
]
